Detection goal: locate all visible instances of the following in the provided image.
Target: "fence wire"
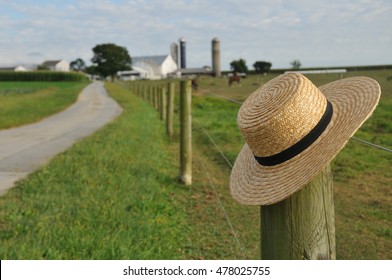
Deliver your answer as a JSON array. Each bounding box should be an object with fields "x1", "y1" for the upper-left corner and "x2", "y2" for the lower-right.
[
  {"x1": 204, "y1": 90, "x2": 392, "y2": 154},
  {"x1": 205, "y1": 91, "x2": 243, "y2": 105},
  {"x1": 196, "y1": 150, "x2": 247, "y2": 259},
  {"x1": 194, "y1": 89, "x2": 391, "y2": 258},
  {"x1": 351, "y1": 137, "x2": 392, "y2": 153},
  {"x1": 195, "y1": 122, "x2": 234, "y2": 169}
]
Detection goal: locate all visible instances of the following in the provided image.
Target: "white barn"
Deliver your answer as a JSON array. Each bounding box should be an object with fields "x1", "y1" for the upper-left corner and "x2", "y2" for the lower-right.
[
  {"x1": 131, "y1": 55, "x2": 178, "y2": 79},
  {"x1": 42, "y1": 59, "x2": 70, "y2": 72}
]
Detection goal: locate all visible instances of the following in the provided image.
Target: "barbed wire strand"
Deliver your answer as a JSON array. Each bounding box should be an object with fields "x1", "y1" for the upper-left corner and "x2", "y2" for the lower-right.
[
  {"x1": 196, "y1": 151, "x2": 248, "y2": 259},
  {"x1": 202, "y1": 90, "x2": 392, "y2": 154}
]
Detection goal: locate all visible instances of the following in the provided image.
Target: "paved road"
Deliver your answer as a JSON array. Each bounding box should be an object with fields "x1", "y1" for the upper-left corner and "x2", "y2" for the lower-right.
[{"x1": 0, "y1": 81, "x2": 123, "y2": 195}]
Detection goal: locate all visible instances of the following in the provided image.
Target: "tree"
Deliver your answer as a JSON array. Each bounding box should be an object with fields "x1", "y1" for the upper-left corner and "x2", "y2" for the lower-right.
[
  {"x1": 85, "y1": 65, "x2": 99, "y2": 78},
  {"x1": 70, "y1": 58, "x2": 86, "y2": 72},
  {"x1": 91, "y1": 43, "x2": 132, "y2": 80},
  {"x1": 253, "y1": 61, "x2": 272, "y2": 74},
  {"x1": 37, "y1": 65, "x2": 49, "y2": 71},
  {"x1": 230, "y1": 58, "x2": 248, "y2": 73},
  {"x1": 290, "y1": 59, "x2": 301, "y2": 70}
]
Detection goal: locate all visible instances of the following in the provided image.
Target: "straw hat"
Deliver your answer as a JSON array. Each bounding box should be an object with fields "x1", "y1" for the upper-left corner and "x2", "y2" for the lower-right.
[{"x1": 230, "y1": 72, "x2": 380, "y2": 205}]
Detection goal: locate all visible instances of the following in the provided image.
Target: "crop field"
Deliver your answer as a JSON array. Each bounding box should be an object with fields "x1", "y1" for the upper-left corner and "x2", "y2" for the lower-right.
[
  {"x1": 0, "y1": 70, "x2": 390, "y2": 259},
  {"x1": 0, "y1": 81, "x2": 89, "y2": 129}
]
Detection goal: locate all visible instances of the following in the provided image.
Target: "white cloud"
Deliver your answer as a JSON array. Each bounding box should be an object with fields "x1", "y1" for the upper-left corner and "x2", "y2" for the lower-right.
[{"x1": 0, "y1": 0, "x2": 391, "y2": 69}]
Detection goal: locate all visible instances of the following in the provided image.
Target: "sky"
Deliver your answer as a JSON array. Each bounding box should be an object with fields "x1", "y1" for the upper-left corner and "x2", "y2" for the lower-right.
[{"x1": 0, "y1": 0, "x2": 391, "y2": 70}]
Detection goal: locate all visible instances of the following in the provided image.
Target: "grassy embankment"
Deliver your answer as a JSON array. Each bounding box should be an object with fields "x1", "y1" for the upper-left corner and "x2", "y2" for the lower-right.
[{"x1": 0, "y1": 81, "x2": 88, "y2": 129}]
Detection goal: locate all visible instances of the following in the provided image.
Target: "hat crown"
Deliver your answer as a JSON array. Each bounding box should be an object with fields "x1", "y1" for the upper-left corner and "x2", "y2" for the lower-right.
[{"x1": 238, "y1": 73, "x2": 327, "y2": 157}]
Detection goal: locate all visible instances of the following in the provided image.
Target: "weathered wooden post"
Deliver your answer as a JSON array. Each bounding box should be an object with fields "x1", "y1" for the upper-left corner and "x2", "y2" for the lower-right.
[
  {"x1": 151, "y1": 86, "x2": 155, "y2": 108},
  {"x1": 230, "y1": 72, "x2": 380, "y2": 260},
  {"x1": 153, "y1": 86, "x2": 158, "y2": 110},
  {"x1": 166, "y1": 82, "x2": 175, "y2": 139},
  {"x1": 143, "y1": 85, "x2": 147, "y2": 101},
  {"x1": 160, "y1": 86, "x2": 167, "y2": 121},
  {"x1": 261, "y1": 164, "x2": 336, "y2": 260},
  {"x1": 157, "y1": 86, "x2": 162, "y2": 114},
  {"x1": 179, "y1": 79, "x2": 192, "y2": 185},
  {"x1": 137, "y1": 84, "x2": 141, "y2": 97},
  {"x1": 148, "y1": 86, "x2": 153, "y2": 106},
  {"x1": 155, "y1": 86, "x2": 159, "y2": 111}
]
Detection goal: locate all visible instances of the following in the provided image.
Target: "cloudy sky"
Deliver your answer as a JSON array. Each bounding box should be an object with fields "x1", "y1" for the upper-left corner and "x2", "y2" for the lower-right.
[{"x1": 0, "y1": 0, "x2": 391, "y2": 70}]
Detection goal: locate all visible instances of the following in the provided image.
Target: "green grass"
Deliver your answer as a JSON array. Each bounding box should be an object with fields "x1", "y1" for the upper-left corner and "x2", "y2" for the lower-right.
[
  {"x1": 0, "y1": 83, "x2": 190, "y2": 259},
  {"x1": 0, "y1": 70, "x2": 390, "y2": 260},
  {"x1": 0, "y1": 81, "x2": 89, "y2": 129},
  {"x1": 190, "y1": 70, "x2": 392, "y2": 259}
]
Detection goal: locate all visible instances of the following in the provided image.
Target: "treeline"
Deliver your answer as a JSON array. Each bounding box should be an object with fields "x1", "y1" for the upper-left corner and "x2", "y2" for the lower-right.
[{"x1": 0, "y1": 71, "x2": 88, "y2": 81}]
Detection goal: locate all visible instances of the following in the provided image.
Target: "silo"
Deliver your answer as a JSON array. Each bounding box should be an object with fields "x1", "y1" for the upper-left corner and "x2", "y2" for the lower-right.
[
  {"x1": 179, "y1": 37, "x2": 186, "y2": 69},
  {"x1": 212, "y1": 37, "x2": 221, "y2": 77},
  {"x1": 170, "y1": 42, "x2": 179, "y2": 66}
]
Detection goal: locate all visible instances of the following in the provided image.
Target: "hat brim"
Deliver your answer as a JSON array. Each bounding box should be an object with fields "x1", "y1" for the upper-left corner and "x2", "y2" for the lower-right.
[{"x1": 230, "y1": 76, "x2": 381, "y2": 205}]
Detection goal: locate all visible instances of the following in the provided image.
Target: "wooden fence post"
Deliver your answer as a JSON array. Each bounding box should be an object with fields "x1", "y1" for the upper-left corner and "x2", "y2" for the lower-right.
[
  {"x1": 148, "y1": 86, "x2": 153, "y2": 106},
  {"x1": 166, "y1": 82, "x2": 175, "y2": 139},
  {"x1": 260, "y1": 164, "x2": 336, "y2": 260},
  {"x1": 179, "y1": 80, "x2": 192, "y2": 185},
  {"x1": 143, "y1": 85, "x2": 147, "y2": 101},
  {"x1": 152, "y1": 86, "x2": 155, "y2": 107},
  {"x1": 160, "y1": 86, "x2": 167, "y2": 121},
  {"x1": 137, "y1": 84, "x2": 141, "y2": 97},
  {"x1": 157, "y1": 86, "x2": 162, "y2": 113},
  {"x1": 155, "y1": 86, "x2": 159, "y2": 111},
  {"x1": 152, "y1": 87, "x2": 156, "y2": 109}
]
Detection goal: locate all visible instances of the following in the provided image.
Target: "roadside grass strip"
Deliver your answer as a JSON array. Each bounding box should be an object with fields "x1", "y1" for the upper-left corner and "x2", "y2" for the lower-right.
[{"x1": 0, "y1": 83, "x2": 189, "y2": 259}]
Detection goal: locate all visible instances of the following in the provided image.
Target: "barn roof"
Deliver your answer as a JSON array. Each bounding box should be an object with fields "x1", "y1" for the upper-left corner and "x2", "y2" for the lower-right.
[
  {"x1": 42, "y1": 60, "x2": 62, "y2": 66},
  {"x1": 0, "y1": 67, "x2": 17, "y2": 71},
  {"x1": 132, "y1": 55, "x2": 170, "y2": 66}
]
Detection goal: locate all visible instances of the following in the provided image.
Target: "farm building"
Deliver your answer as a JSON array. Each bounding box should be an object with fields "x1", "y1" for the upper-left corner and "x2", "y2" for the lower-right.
[
  {"x1": 0, "y1": 65, "x2": 29, "y2": 72},
  {"x1": 131, "y1": 55, "x2": 178, "y2": 79},
  {"x1": 176, "y1": 66, "x2": 212, "y2": 77},
  {"x1": 41, "y1": 59, "x2": 70, "y2": 72},
  {"x1": 117, "y1": 69, "x2": 148, "y2": 81}
]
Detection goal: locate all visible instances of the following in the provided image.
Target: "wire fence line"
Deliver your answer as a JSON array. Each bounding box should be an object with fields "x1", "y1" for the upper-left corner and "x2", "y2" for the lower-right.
[
  {"x1": 196, "y1": 150, "x2": 247, "y2": 259},
  {"x1": 193, "y1": 91, "x2": 391, "y2": 258},
  {"x1": 351, "y1": 137, "x2": 392, "y2": 153},
  {"x1": 194, "y1": 121, "x2": 234, "y2": 169},
  {"x1": 126, "y1": 81, "x2": 250, "y2": 258},
  {"x1": 126, "y1": 80, "x2": 389, "y2": 259},
  {"x1": 204, "y1": 90, "x2": 392, "y2": 154},
  {"x1": 205, "y1": 91, "x2": 243, "y2": 105}
]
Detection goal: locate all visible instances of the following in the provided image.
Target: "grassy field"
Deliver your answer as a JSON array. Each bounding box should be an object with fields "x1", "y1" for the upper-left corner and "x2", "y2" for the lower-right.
[
  {"x1": 0, "y1": 81, "x2": 89, "y2": 129},
  {"x1": 190, "y1": 69, "x2": 392, "y2": 259},
  {"x1": 0, "y1": 70, "x2": 390, "y2": 259},
  {"x1": 122, "y1": 70, "x2": 391, "y2": 259}
]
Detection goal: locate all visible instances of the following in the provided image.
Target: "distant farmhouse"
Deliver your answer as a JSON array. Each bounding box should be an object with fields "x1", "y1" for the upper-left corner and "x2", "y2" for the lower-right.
[
  {"x1": 41, "y1": 59, "x2": 70, "y2": 72},
  {"x1": 0, "y1": 65, "x2": 29, "y2": 72},
  {"x1": 0, "y1": 60, "x2": 70, "y2": 72},
  {"x1": 120, "y1": 55, "x2": 178, "y2": 80}
]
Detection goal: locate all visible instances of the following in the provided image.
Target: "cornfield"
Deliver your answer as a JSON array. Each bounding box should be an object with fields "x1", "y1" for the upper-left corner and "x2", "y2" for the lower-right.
[{"x1": 0, "y1": 71, "x2": 88, "y2": 81}]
